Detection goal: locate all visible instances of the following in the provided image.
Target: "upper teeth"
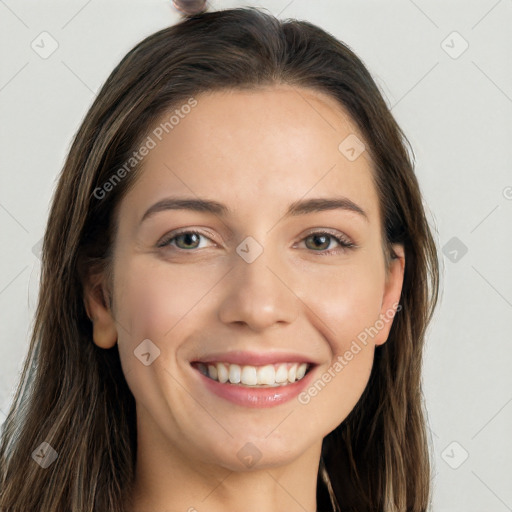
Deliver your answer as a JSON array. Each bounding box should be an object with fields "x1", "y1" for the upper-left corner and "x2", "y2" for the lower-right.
[{"x1": 196, "y1": 362, "x2": 309, "y2": 386}]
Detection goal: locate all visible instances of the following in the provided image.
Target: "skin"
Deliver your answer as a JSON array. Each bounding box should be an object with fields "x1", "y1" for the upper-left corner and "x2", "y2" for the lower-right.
[{"x1": 84, "y1": 84, "x2": 405, "y2": 512}]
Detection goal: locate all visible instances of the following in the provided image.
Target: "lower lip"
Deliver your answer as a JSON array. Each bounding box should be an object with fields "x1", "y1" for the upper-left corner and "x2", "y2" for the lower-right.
[{"x1": 192, "y1": 365, "x2": 317, "y2": 408}]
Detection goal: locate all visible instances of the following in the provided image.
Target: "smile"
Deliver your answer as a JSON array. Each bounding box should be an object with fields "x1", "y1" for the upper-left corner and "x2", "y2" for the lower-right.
[
  {"x1": 192, "y1": 361, "x2": 311, "y2": 387},
  {"x1": 189, "y1": 351, "x2": 319, "y2": 408}
]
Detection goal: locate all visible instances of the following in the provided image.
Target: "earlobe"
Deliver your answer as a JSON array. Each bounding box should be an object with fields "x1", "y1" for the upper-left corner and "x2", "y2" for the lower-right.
[
  {"x1": 83, "y1": 275, "x2": 118, "y2": 349},
  {"x1": 374, "y1": 244, "x2": 405, "y2": 347}
]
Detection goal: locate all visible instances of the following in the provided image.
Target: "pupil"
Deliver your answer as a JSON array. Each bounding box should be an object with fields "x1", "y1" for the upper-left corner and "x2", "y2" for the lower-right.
[
  {"x1": 311, "y1": 234, "x2": 328, "y2": 250},
  {"x1": 180, "y1": 233, "x2": 199, "y2": 248}
]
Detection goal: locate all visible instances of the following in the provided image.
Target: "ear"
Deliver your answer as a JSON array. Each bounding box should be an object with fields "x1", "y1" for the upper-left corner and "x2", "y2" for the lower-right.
[
  {"x1": 83, "y1": 271, "x2": 118, "y2": 349},
  {"x1": 374, "y1": 243, "x2": 405, "y2": 347}
]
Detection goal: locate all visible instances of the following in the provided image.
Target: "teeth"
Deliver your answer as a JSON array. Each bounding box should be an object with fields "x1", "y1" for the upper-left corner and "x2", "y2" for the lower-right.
[
  {"x1": 217, "y1": 362, "x2": 229, "y2": 383},
  {"x1": 296, "y1": 363, "x2": 307, "y2": 380},
  {"x1": 207, "y1": 364, "x2": 217, "y2": 380},
  {"x1": 241, "y1": 365, "x2": 258, "y2": 385},
  {"x1": 275, "y1": 364, "x2": 288, "y2": 383},
  {"x1": 257, "y1": 364, "x2": 275, "y2": 385},
  {"x1": 228, "y1": 364, "x2": 241, "y2": 384},
  {"x1": 201, "y1": 362, "x2": 309, "y2": 387}
]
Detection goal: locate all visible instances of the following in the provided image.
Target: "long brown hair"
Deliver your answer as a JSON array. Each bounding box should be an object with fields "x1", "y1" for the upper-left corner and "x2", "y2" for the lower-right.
[{"x1": 0, "y1": 7, "x2": 439, "y2": 511}]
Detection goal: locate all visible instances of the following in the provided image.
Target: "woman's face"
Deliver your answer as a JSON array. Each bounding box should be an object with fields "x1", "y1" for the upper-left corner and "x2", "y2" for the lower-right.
[{"x1": 89, "y1": 85, "x2": 404, "y2": 473}]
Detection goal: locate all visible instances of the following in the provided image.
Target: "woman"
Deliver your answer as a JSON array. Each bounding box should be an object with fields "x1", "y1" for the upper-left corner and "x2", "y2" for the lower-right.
[{"x1": 0, "y1": 7, "x2": 439, "y2": 512}]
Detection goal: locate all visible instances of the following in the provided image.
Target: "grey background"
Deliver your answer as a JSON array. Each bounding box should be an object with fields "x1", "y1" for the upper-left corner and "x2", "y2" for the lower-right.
[{"x1": 1, "y1": 0, "x2": 511, "y2": 510}]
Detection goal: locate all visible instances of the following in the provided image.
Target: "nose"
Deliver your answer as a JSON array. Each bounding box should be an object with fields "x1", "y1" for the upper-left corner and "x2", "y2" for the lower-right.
[{"x1": 217, "y1": 247, "x2": 299, "y2": 332}]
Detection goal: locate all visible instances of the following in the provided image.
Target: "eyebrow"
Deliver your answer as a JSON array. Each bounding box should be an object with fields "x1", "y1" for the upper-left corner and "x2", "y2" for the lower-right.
[{"x1": 139, "y1": 196, "x2": 369, "y2": 226}]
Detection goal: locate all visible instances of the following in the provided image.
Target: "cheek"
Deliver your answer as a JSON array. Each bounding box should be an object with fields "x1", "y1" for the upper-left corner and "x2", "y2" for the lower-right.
[
  {"x1": 112, "y1": 256, "x2": 217, "y2": 378},
  {"x1": 114, "y1": 256, "x2": 212, "y2": 336},
  {"x1": 112, "y1": 257, "x2": 219, "y2": 422},
  {"x1": 308, "y1": 261, "x2": 385, "y2": 354},
  {"x1": 297, "y1": 265, "x2": 384, "y2": 431}
]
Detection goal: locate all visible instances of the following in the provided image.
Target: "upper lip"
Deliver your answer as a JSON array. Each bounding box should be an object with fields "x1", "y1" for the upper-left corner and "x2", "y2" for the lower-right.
[{"x1": 191, "y1": 350, "x2": 319, "y2": 366}]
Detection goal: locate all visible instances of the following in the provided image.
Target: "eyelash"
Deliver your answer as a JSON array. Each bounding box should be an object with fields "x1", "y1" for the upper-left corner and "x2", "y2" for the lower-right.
[{"x1": 157, "y1": 229, "x2": 356, "y2": 255}]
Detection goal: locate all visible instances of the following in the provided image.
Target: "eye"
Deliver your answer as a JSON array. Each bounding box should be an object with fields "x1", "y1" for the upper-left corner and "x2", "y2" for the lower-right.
[
  {"x1": 299, "y1": 230, "x2": 356, "y2": 255},
  {"x1": 157, "y1": 230, "x2": 213, "y2": 250},
  {"x1": 156, "y1": 229, "x2": 356, "y2": 255}
]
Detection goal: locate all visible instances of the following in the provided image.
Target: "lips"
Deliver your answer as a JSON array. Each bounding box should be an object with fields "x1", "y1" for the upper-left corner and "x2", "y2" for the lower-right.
[
  {"x1": 193, "y1": 350, "x2": 315, "y2": 366},
  {"x1": 189, "y1": 351, "x2": 319, "y2": 408}
]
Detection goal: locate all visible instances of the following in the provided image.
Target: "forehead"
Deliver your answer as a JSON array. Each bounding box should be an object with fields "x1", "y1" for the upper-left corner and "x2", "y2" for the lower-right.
[{"x1": 120, "y1": 85, "x2": 380, "y2": 226}]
